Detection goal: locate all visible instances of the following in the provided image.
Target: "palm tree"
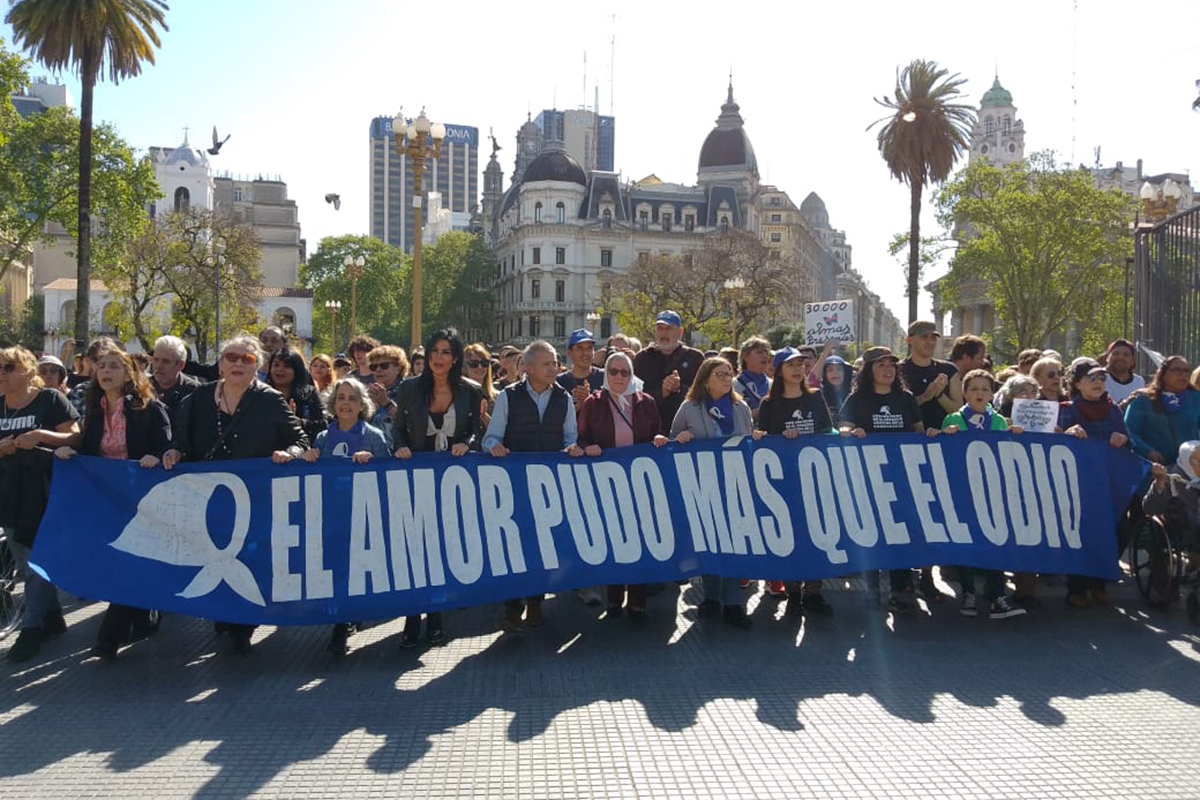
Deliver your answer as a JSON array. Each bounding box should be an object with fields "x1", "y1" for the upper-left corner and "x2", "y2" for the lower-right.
[
  {"x1": 6, "y1": 0, "x2": 168, "y2": 346},
  {"x1": 870, "y1": 60, "x2": 974, "y2": 324}
]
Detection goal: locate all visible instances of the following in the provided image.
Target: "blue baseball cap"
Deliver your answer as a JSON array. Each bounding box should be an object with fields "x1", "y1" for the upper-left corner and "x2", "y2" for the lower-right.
[
  {"x1": 773, "y1": 347, "x2": 805, "y2": 372},
  {"x1": 567, "y1": 328, "x2": 595, "y2": 348},
  {"x1": 655, "y1": 310, "x2": 682, "y2": 327}
]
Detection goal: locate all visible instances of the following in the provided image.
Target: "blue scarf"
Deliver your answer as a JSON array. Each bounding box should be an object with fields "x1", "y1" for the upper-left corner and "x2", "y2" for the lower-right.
[
  {"x1": 1162, "y1": 391, "x2": 1183, "y2": 414},
  {"x1": 325, "y1": 420, "x2": 366, "y2": 458},
  {"x1": 706, "y1": 394, "x2": 736, "y2": 436},
  {"x1": 960, "y1": 403, "x2": 994, "y2": 432},
  {"x1": 738, "y1": 370, "x2": 769, "y2": 408}
]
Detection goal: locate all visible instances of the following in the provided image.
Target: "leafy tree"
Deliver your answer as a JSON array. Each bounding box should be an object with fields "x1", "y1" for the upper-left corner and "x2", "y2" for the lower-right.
[
  {"x1": 870, "y1": 59, "x2": 974, "y2": 324},
  {"x1": 0, "y1": 293, "x2": 44, "y2": 349},
  {"x1": 6, "y1": 0, "x2": 169, "y2": 345},
  {"x1": 0, "y1": 38, "x2": 23, "y2": 148},
  {"x1": 934, "y1": 152, "x2": 1135, "y2": 356},
  {"x1": 303, "y1": 235, "x2": 409, "y2": 353},
  {"x1": 413, "y1": 231, "x2": 496, "y2": 347}
]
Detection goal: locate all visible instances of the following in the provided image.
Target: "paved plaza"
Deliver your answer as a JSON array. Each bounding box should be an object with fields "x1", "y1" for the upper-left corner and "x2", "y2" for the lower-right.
[{"x1": 2, "y1": 578, "x2": 1199, "y2": 799}]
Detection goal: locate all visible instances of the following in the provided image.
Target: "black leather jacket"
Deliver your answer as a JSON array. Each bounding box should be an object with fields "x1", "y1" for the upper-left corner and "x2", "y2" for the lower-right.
[
  {"x1": 172, "y1": 380, "x2": 308, "y2": 461},
  {"x1": 391, "y1": 376, "x2": 484, "y2": 452}
]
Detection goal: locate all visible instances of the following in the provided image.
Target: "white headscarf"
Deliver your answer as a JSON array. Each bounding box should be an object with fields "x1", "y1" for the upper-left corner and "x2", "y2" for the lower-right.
[
  {"x1": 602, "y1": 351, "x2": 641, "y2": 412},
  {"x1": 1177, "y1": 440, "x2": 1200, "y2": 486}
]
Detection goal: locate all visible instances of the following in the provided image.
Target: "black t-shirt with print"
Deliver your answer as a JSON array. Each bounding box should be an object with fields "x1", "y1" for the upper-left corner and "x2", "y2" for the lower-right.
[
  {"x1": 836, "y1": 389, "x2": 921, "y2": 433},
  {"x1": 757, "y1": 393, "x2": 833, "y2": 436},
  {"x1": 901, "y1": 357, "x2": 957, "y2": 430},
  {"x1": 0, "y1": 388, "x2": 78, "y2": 439}
]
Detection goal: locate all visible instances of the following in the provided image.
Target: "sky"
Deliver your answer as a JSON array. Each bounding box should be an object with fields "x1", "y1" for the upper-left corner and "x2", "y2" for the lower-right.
[{"x1": 5, "y1": 0, "x2": 1200, "y2": 322}]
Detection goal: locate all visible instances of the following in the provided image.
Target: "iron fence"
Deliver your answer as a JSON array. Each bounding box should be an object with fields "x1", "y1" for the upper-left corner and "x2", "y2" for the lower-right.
[{"x1": 1134, "y1": 204, "x2": 1200, "y2": 369}]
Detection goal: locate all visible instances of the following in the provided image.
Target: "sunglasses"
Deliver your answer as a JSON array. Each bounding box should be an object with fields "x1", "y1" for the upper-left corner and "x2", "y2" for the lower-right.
[
  {"x1": 464, "y1": 359, "x2": 488, "y2": 369},
  {"x1": 369, "y1": 361, "x2": 397, "y2": 371},
  {"x1": 1, "y1": 362, "x2": 19, "y2": 373},
  {"x1": 607, "y1": 367, "x2": 631, "y2": 377},
  {"x1": 222, "y1": 352, "x2": 257, "y2": 365}
]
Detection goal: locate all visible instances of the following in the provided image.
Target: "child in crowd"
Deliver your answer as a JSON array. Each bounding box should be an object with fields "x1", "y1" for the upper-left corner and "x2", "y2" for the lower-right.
[{"x1": 941, "y1": 369, "x2": 1027, "y2": 620}]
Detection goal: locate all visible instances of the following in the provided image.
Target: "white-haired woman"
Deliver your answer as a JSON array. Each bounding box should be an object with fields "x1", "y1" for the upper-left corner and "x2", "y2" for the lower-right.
[{"x1": 163, "y1": 333, "x2": 308, "y2": 655}]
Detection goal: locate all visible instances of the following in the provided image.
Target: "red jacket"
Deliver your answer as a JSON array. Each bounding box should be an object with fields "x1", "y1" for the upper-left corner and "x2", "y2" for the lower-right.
[{"x1": 576, "y1": 390, "x2": 661, "y2": 449}]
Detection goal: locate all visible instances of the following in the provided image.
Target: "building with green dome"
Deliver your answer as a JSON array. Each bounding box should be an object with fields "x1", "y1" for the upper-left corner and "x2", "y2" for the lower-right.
[{"x1": 970, "y1": 76, "x2": 1024, "y2": 167}]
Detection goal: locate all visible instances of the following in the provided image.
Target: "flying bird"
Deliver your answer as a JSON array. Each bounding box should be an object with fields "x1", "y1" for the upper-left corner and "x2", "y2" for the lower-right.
[
  {"x1": 208, "y1": 126, "x2": 231, "y2": 155},
  {"x1": 325, "y1": 193, "x2": 341, "y2": 211}
]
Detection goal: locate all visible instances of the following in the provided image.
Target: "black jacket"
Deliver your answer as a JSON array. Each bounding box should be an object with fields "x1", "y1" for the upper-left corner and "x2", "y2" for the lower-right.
[
  {"x1": 173, "y1": 380, "x2": 308, "y2": 462},
  {"x1": 152, "y1": 372, "x2": 203, "y2": 416},
  {"x1": 391, "y1": 376, "x2": 485, "y2": 452},
  {"x1": 79, "y1": 395, "x2": 172, "y2": 460},
  {"x1": 283, "y1": 384, "x2": 329, "y2": 441}
]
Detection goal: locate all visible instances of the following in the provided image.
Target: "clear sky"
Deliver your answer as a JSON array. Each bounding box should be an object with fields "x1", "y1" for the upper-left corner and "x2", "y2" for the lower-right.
[{"x1": 5, "y1": 0, "x2": 1199, "y2": 322}]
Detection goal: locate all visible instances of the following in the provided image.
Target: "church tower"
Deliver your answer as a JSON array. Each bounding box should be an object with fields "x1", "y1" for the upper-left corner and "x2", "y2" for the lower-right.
[
  {"x1": 969, "y1": 76, "x2": 1025, "y2": 167},
  {"x1": 151, "y1": 130, "x2": 214, "y2": 218},
  {"x1": 513, "y1": 113, "x2": 542, "y2": 184},
  {"x1": 481, "y1": 132, "x2": 505, "y2": 246}
]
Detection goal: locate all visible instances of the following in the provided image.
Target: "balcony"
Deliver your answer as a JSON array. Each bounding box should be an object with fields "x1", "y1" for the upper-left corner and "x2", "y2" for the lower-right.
[{"x1": 508, "y1": 301, "x2": 579, "y2": 312}]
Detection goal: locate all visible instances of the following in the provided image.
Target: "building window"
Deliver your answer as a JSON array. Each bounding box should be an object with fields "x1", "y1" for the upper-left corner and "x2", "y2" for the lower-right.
[
  {"x1": 554, "y1": 316, "x2": 566, "y2": 339},
  {"x1": 984, "y1": 116, "x2": 995, "y2": 135},
  {"x1": 531, "y1": 279, "x2": 541, "y2": 299},
  {"x1": 600, "y1": 317, "x2": 612, "y2": 339},
  {"x1": 770, "y1": 213, "x2": 781, "y2": 222},
  {"x1": 638, "y1": 251, "x2": 649, "y2": 265},
  {"x1": 517, "y1": 317, "x2": 523, "y2": 336},
  {"x1": 662, "y1": 214, "x2": 672, "y2": 232},
  {"x1": 534, "y1": 201, "x2": 542, "y2": 223},
  {"x1": 174, "y1": 186, "x2": 190, "y2": 212},
  {"x1": 233, "y1": 187, "x2": 244, "y2": 202},
  {"x1": 555, "y1": 247, "x2": 566, "y2": 265},
  {"x1": 770, "y1": 232, "x2": 782, "y2": 243},
  {"x1": 521, "y1": 249, "x2": 525, "y2": 266},
  {"x1": 720, "y1": 216, "x2": 729, "y2": 233},
  {"x1": 519, "y1": 280, "x2": 523, "y2": 301},
  {"x1": 530, "y1": 316, "x2": 540, "y2": 337},
  {"x1": 639, "y1": 210, "x2": 648, "y2": 230},
  {"x1": 1003, "y1": 115, "x2": 1012, "y2": 133},
  {"x1": 600, "y1": 248, "x2": 612, "y2": 267},
  {"x1": 602, "y1": 209, "x2": 612, "y2": 228},
  {"x1": 532, "y1": 246, "x2": 541, "y2": 264},
  {"x1": 555, "y1": 280, "x2": 565, "y2": 302},
  {"x1": 684, "y1": 214, "x2": 695, "y2": 232},
  {"x1": 556, "y1": 201, "x2": 565, "y2": 223}
]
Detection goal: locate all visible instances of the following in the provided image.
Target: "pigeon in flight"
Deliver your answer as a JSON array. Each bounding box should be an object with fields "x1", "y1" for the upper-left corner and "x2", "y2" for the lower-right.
[
  {"x1": 325, "y1": 193, "x2": 341, "y2": 211},
  {"x1": 208, "y1": 126, "x2": 231, "y2": 156}
]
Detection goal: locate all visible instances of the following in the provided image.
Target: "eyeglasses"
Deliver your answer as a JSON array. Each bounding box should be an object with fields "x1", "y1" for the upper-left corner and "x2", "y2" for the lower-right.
[
  {"x1": 1, "y1": 362, "x2": 19, "y2": 373},
  {"x1": 607, "y1": 367, "x2": 631, "y2": 377},
  {"x1": 464, "y1": 359, "x2": 488, "y2": 369},
  {"x1": 222, "y1": 352, "x2": 257, "y2": 365},
  {"x1": 712, "y1": 370, "x2": 734, "y2": 379},
  {"x1": 369, "y1": 362, "x2": 397, "y2": 371}
]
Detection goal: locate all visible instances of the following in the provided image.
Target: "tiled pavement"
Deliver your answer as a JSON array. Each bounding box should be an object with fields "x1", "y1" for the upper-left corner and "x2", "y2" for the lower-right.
[{"x1": 2, "y1": 578, "x2": 1199, "y2": 799}]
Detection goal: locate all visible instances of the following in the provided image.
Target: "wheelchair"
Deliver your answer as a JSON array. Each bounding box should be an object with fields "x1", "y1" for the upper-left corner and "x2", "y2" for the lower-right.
[
  {"x1": 0, "y1": 527, "x2": 24, "y2": 639},
  {"x1": 1127, "y1": 513, "x2": 1200, "y2": 623}
]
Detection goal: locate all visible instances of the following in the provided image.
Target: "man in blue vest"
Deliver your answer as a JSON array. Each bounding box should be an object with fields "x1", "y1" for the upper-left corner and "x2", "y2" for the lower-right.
[{"x1": 483, "y1": 340, "x2": 584, "y2": 631}]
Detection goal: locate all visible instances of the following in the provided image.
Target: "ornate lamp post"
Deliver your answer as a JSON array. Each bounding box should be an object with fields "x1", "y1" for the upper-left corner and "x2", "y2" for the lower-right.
[
  {"x1": 324, "y1": 300, "x2": 342, "y2": 350},
  {"x1": 1140, "y1": 179, "x2": 1184, "y2": 222},
  {"x1": 392, "y1": 107, "x2": 446, "y2": 348},
  {"x1": 343, "y1": 254, "x2": 365, "y2": 335},
  {"x1": 724, "y1": 277, "x2": 746, "y2": 346}
]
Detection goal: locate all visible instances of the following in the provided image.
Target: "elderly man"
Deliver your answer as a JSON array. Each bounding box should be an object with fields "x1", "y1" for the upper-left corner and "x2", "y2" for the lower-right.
[
  {"x1": 150, "y1": 335, "x2": 202, "y2": 418},
  {"x1": 633, "y1": 310, "x2": 705, "y2": 432},
  {"x1": 483, "y1": 340, "x2": 584, "y2": 630}
]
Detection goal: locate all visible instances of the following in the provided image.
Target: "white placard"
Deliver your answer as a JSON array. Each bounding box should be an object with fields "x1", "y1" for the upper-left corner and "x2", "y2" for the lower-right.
[
  {"x1": 803, "y1": 300, "x2": 855, "y2": 346},
  {"x1": 1010, "y1": 398, "x2": 1059, "y2": 433}
]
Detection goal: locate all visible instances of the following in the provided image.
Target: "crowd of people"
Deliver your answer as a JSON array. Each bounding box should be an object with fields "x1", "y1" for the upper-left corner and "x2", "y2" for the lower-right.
[{"x1": 2, "y1": 312, "x2": 1198, "y2": 664}]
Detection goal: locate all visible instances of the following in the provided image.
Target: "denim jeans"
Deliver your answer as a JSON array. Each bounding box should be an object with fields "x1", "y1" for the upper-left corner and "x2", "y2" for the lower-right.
[
  {"x1": 6, "y1": 536, "x2": 62, "y2": 630},
  {"x1": 958, "y1": 567, "x2": 1005, "y2": 601},
  {"x1": 700, "y1": 574, "x2": 743, "y2": 607}
]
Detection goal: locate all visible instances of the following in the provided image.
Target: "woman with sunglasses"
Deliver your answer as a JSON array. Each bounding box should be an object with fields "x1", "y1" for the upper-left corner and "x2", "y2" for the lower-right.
[
  {"x1": 461, "y1": 343, "x2": 497, "y2": 427},
  {"x1": 670, "y1": 356, "x2": 759, "y2": 628},
  {"x1": 267, "y1": 346, "x2": 329, "y2": 442},
  {"x1": 578, "y1": 351, "x2": 668, "y2": 619},
  {"x1": 392, "y1": 329, "x2": 484, "y2": 648},
  {"x1": 1125, "y1": 355, "x2": 1200, "y2": 465},
  {"x1": 163, "y1": 334, "x2": 308, "y2": 655},
  {"x1": 365, "y1": 345, "x2": 410, "y2": 446},
  {"x1": 54, "y1": 344, "x2": 172, "y2": 659},
  {"x1": 1031, "y1": 357, "x2": 1066, "y2": 402},
  {"x1": 0, "y1": 346, "x2": 81, "y2": 662}
]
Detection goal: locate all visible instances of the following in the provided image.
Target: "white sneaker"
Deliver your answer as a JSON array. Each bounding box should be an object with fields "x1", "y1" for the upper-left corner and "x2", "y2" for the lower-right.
[{"x1": 960, "y1": 593, "x2": 978, "y2": 617}]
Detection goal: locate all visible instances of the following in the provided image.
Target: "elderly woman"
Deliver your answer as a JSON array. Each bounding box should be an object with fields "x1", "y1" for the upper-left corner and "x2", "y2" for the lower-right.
[
  {"x1": 37, "y1": 356, "x2": 69, "y2": 395},
  {"x1": 55, "y1": 344, "x2": 172, "y2": 659},
  {"x1": 671, "y1": 356, "x2": 757, "y2": 628},
  {"x1": 393, "y1": 329, "x2": 484, "y2": 647},
  {"x1": 267, "y1": 346, "x2": 329, "y2": 441},
  {"x1": 366, "y1": 345, "x2": 410, "y2": 444},
  {"x1": 0, "y1": 346, "x2": 80, "y2": 662},
  {"x1": 578, "y1": 351, "x2": 668, "y2": 619},
  {"x1": 163, "y1": 334, "x2": 308, "y2": 654}
]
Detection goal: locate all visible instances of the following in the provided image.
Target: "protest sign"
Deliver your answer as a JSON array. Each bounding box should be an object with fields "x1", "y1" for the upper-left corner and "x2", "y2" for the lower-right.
[
  {"x1": 804, "y1": 301, "x2": 854, "y2": 345},
  {"x1": 1011, "y1": 398, "x2": 1060, "y2": 433}
]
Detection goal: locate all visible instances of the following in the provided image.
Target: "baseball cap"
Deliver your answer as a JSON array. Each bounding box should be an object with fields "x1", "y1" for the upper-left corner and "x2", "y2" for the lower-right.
[
  {"x1": 567, "y1": 329, "x2": 595, "y2": 348},
  {"x1": 1070, "y1": 358, "x2": 1107, "y2": 383},
  {"x1": 861, "y1": 346, "x2": 899, "y2": 365},
  {"x1": 655, "y1": 310, "x2": 683, "y2": 327},
  {"x1": 772, "y1": 347, "x2": 805, "y2": 372},
  {"x1": 907, "y1": 320, "x2": 939, "y2": 338}
]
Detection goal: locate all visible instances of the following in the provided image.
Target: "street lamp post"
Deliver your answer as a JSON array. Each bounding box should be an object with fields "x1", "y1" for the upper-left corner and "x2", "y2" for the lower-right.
[
  {"x1": 324, "y1": 300, "x2": 342, "y2": 350},
  {"x1": 724, "y1": 277, "x2": 746, "y2": 346},
  {"x1": 392, "y1": 107, "x2": 446, "y2": 348},
  {"x1": 343, "y1": 254, "x2": 365, "y2": 335}
]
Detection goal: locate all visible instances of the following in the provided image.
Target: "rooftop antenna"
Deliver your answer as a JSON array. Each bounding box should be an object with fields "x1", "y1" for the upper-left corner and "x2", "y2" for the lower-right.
[
  {"x1": 609, "y1": 14, "x2": 616, "y2": 117},
  {"x1": 1094, "y1": 145, "x2": 1102, "y2": 170},
  {"x1": 583, "y1": 51, "x2": 587, "y2": 109},
  {"x1": 1070, "y1": 0, "x2": 1078, "y2": 164}
]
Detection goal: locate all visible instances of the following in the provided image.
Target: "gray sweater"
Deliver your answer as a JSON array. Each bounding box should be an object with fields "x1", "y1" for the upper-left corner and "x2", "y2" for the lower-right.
[{"x1": 670, "y1": 398, "x2": 753, "y2": 440}]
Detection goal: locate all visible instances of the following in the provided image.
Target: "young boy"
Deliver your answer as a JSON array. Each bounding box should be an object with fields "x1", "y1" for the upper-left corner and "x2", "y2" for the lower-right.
[{"x1": 942, "y1": 368, "x2": 1027, "y2": 619}]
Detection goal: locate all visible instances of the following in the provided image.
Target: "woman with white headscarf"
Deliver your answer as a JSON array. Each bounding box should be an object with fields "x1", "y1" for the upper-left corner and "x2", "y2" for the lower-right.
[{"x1": 577, "y1": 351, "x2": 667, "y2": 618}]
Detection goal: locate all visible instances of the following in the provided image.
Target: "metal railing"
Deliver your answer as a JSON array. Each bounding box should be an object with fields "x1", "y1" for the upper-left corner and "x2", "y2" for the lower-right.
[{"x1": 1134, "y1": 204, "x2": 1200, "y2": 368}]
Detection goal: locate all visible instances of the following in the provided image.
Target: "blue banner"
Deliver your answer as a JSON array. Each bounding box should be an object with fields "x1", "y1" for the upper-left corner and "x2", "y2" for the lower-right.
[{"x1": 30, "y1": 433, "x2": 1148, "y2": 625}]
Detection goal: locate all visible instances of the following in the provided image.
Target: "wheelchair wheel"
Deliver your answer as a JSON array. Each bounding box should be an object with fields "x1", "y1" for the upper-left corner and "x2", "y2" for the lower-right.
[
  {"x1": 0, "y1": 538, "x2": 24, "y2": 639},
  {"x1": 1188, "y1": 589, "x2": 1199, "y2": 624},
  {"x1": 1130, "y1": 517, "x2": 1178, "y2": 608}
]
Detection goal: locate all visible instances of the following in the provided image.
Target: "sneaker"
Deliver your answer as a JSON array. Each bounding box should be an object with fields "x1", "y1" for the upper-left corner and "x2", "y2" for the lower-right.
[
  {"x1": 887, "y1": 594, "x2": 914, "y2": 615},
  {"x1": 918, "y1": 573, "x2": 950, "y2": 603},
  {"x1": 960, "y1": 594, "x2": 978, "y2": 617},
  {"x1": 91, "y1": 640, "x2": 119, "y2": 661},
  {"x1": 698, "y1": 599, "x2": 721, "y2": 617},
  {"x1": 6, "y1": 627, "x2": 43, "y2": 662},
  {"x1": 425, "y1": 628, "x2": 445, "y2": 646},
  {"x1": 765, "y1": 580, "x2": 788, "y2": 598},
  {"x1": 1065, "y1": 593, "x2": 1089, "y2": 610},
  {"x1": 722, "y1": 605, "x2": 752, "y2": 629},
  {"x1": 802, "y1": 593, "x2": 834, "y2": 617},
  {"x1": 989, "y1": 596, "x2": 1027, "y2": 619},
  {"x1": 399, "y1": 632, "x2": 421, "y2": 649},
  {"x1": 42, "y1": 610, "x2": 67, "y2": 637},
  {"x1": 739, "y1": 579, "x2": 752, "y2": 590}
]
